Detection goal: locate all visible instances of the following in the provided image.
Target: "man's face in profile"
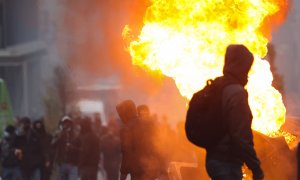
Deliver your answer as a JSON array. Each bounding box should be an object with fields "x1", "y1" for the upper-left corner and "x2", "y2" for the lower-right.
[{"x1": 138, "y1": 109, "x2": 150, "y2": 119}]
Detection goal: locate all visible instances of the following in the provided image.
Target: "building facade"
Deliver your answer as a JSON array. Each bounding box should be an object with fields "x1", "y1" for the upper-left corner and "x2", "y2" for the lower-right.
[{"x1": 0, "y1": 0, "x2": 46, "y2": 118}]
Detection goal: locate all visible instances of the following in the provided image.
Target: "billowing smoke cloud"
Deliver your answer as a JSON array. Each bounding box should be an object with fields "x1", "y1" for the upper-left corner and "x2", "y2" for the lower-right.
[{"x1": 44, "y1": 0, "x2": 187, "y2": 122}]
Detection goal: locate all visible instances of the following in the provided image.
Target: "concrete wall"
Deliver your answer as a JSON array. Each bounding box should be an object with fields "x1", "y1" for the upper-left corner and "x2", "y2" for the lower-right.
[
  {"x1": 273, "y1": 1, "x2": 300, "y2": 116},
  {"x1": 0, "y1": 0, "x2": 50, "y2": 119},
  {"x1": 0, "y1": 51, "x2": 46, "y2": 119}
]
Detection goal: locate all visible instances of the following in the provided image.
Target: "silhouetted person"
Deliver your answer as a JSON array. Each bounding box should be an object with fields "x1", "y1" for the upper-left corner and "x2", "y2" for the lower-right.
[
  {"x1": 68, "y1": 110, "x2": 83, "y2": 138},
  {"x1": 117, "y1": 100, "x2": 138, "y2": 180},
  {"x1": 101, "y1": 119, "x2": 121, "y2": 180},
  {"x1": 33, "y1": 119, "x2": 53, "y2": 180},
  {"x1": 15, "y1": 117, "x2": 43, "y2": 180},
  {"x1": 136, "y1": 105, "x2": 167, "y2": 179},
  {"x1": 205, "y1": 45, "x2": 263, "y2": 180},
  {"x1": 117, "y1": 101, "x2": 167, "y2": 180},
  {"x1": 52, "y1": 116, "x2": 81, "y2": 180},
  {"x1": 79, "y1": 117, "x2": 100, "y2": 180},
  {"x1": 136, "y1": 105, "x2": 151, "y2": 120},
  {"x1": 0, "y1": 125, "x2": 22, "y2": 180}
]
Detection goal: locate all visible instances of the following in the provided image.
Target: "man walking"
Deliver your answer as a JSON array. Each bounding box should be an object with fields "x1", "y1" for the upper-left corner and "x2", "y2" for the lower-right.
[{"x1": 205, "y1": 45, "x2": 264, "y2": 180}]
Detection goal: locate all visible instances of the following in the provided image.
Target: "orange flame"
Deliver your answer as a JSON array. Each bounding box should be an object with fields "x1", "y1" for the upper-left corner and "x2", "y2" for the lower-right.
[{"x1": 124, "y1": 0, "x2": 290, "y2": 136}]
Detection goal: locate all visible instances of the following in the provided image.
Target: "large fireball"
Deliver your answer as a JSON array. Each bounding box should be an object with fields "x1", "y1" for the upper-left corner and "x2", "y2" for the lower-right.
[{"x1": 124, "y1": 0, "x2": 289, "y2": 136}]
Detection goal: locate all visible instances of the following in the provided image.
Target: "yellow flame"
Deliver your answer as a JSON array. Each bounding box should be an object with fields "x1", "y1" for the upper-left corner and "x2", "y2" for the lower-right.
[{"x1": 125, "y1": 0, "x2": 287, "y2": 136}]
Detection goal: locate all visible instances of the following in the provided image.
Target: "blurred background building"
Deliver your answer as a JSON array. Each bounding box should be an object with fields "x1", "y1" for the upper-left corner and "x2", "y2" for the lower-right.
[
  {"x1": 0, "y1": 0, "x2": 122, "y2": 124},
  {"x1": 0, "y1": 0, "x2": 46, "y2": 118},
  {"x1": 0, "y1": 0, "x2": 300, "y2": 124}
]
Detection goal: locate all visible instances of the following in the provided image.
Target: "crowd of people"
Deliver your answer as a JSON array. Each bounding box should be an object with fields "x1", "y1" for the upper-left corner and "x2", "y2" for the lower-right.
[
  {"x1": 116, "y1": 101, "x2": 199, "y2": 180},
  {"x1": 0, "y1": 44, "x2": 265, "y2": 180},
  {"x1": 0, "y1": 105, "x2": 196, "y2": 180},
  {"x1": 115, "y1": 45, "x2": 265, "y2": 180},
  {"x1": 0, "y1": 113, "x2": 121, "y2": 180}
]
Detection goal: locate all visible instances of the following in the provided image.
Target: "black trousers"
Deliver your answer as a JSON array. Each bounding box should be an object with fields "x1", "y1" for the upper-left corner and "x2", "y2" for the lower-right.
[
  {"x1": 206, "y1": 159, "x2": 243, "y2": 180},
  {"x1": 80, "y1": 167, "x2": 98, "y2": 180}
]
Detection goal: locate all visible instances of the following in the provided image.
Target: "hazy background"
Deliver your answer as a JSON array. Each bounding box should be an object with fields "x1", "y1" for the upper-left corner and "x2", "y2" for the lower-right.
[
  {"x1": 273, "y1": 0, "x2": 300, "y2": 117},
  {"x1": 0, "y1": 0, "x2": 299, "y2": 124}
]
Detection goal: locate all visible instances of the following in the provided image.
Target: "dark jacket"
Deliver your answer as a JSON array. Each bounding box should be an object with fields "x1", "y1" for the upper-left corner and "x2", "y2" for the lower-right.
[
  {"x1": 15, "y1": 129, "x2": 44, "y2": 171},
  {"x1": 79, "y1": 120, "x2": 100, "y2": 168},
  {"x1": 101, "y1": 130, "x2": 121, "y2": 164},
  {"x1": 206, "y1": 45, "x2": 263, "y2": 179},
  {"x1": 134, "y1": 117, "x2": 164, "y2": 175},
  {"x1": 117, "y1": 100, "x2": 138, "y2": 175},
  {"x1": 120, "y1": 118, "x2": 137, "y2": 175},
  {"x1": 52, "y1": 128, "x2": 80, "y2": 166},
  {"x1": 120, "y1": 116, "x2": 164, "y2": 176},
  {"x1": 0, "y1": 133, "x2": 20, "y2": 168},
  {"x1": 33, "y1": 120, "x2": 53, "y2": 168}
]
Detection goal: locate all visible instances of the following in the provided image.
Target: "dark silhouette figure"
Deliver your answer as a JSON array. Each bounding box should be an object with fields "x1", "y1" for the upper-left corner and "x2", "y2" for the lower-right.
[
  {"x1": 78, "y1": 117, "x2": 101, "y2": 180},
  {"x1": 33, "y1": 119, "x2": 53, "y2": 180},
  {"x1": 15, "y1": 117, "x2": 44, "y2": 180},
  {"x1": 52, "y1": 116, "x2": 81, "y2": 180},
  {"x1": 101, "y1": 120, "x2": 121, "y2": 180},
  {"x1": 205, "y1": 45, "x2": 264, "y2": 180},
  {"x1": 0, "y1": 125, "x2": 22, "y2": 180},
  {"x1": 136, "y1": 105, "x2": 167, "y2": 179},
  {"x1": 116, "y1": 100, "x2": 138, "y2": 180},
  {"x1": 117, "y1": 101, "x2": 166, "y2": 180}
]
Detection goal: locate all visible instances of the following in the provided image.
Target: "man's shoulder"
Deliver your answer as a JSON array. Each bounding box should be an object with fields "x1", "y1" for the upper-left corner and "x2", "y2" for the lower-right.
[
  {"x1": 222, "y1": 84, "x2": 248, "y2": 105},
  {"x1": 223, "y1": 84, "x2": 246, "y2": 97},
  {"x1": 224, "y1": 83, "x2": 244, "y2": 91}
]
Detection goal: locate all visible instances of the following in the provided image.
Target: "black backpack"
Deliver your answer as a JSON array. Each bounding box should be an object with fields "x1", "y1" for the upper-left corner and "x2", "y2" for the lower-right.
[{"x1": 185, "y1": 77, "x2": 234, "y2": 149}]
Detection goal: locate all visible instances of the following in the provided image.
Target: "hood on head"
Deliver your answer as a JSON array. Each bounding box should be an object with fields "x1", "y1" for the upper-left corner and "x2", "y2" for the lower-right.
[
  {"x1": 60, "y1": 116, "x2": 73, "y2": 131},
  {"x1": 223, "y1": 44, "x2": 254, "y2": 86},
  {"x1": 137, "y1": 104, "x2": 151, "y2": 120},
  {"x1": 116, "y1": 100, "x2": 137, "y2": 124},
  {"x1": 61, "y1": 116, "x2": 72, "y2": 123},
  {"x1": 20, "y1": 117, "x2": 31, "y2": 131},
  {"x1": 33, "y1": 118, "x2": 46, "y2": 133}
]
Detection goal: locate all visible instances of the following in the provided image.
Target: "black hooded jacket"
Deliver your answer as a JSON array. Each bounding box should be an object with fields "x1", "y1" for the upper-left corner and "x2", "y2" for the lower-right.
[
  {"x1": 117, "y1": 100, "x2": 138, "y2": 175},
  {"x1": 79, "y1": 118, "x2": 100, "y2": 168},
  {"x1": 0, "y1": 126, "x2": 20, "y2": 168},
  {"x1": 206, "y1": 45, "x2": 263, "y2": 179},
  {"x1": 33, "y1": 120, "x2": 53, "y2": 167},
  {"x1": 52, "y1": 120, "x2": 81, "y2": 166}
]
